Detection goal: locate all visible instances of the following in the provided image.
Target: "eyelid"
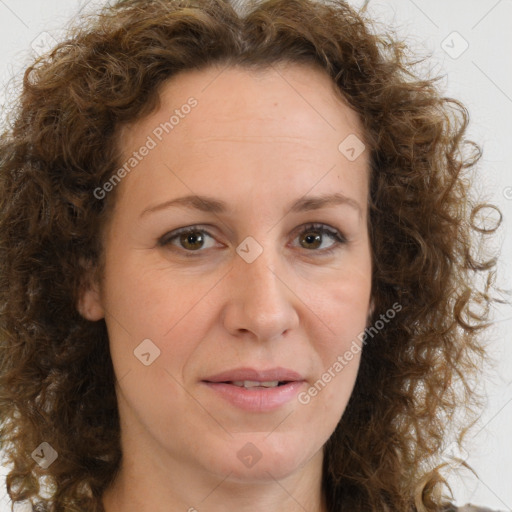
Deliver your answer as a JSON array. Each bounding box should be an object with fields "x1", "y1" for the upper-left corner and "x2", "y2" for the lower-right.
[
  {"x1": 289, "y1": 223, "x2": 346, "y2": 253},
  {"x1": 157, "y1": 225, "x2": 220, "y2": 251},
  {"x1": 157, "y1": 222, "x2": 347, "y2": 256}
]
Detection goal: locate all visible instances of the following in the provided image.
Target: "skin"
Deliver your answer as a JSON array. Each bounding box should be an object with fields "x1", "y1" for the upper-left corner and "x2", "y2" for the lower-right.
[{"x1": 79, "y1": 62, "x2": 373, "y2": 512}]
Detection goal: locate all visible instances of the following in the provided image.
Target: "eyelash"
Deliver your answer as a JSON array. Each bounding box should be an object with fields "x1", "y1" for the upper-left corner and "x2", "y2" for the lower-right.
[{"x1": 157, "y1": 223, "x2": 347, "y2": 257}]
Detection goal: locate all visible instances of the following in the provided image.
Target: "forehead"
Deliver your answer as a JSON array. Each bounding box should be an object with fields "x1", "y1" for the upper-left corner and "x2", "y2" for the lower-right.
[
  {"x1": 111, "y1": 63, "x2": 369, "y2": 216},
  {"x1": 117, "y1": 62, "x2": 365, "y2": 157}
]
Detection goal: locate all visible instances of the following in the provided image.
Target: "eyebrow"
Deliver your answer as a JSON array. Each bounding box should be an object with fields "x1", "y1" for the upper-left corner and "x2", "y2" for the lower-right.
[{"x1": 140, "y1": 192, "x2": 362, "y2": 218}]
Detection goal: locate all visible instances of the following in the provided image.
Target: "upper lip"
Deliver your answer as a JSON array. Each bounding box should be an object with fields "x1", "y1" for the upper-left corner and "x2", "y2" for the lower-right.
[{"x1": 203, "y1": 367, "x2": 305, "y2": 383}]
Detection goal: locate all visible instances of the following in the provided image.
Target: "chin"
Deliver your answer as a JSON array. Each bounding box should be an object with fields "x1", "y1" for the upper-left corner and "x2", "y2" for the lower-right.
[{"x1": 203, "y1": 434, "x2": 319, "y2": 482}]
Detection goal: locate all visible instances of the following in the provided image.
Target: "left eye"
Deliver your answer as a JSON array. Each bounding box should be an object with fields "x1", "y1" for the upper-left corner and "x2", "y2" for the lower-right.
[{"x1": 158, "y1": 223, "x2": 346, "y2": 255}]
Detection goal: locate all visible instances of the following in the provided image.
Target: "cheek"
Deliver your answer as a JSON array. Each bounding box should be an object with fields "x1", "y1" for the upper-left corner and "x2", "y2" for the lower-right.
[
  {"x1": 299, "y1": 279, "x2": 366, "y2": 420},
  {"x1": 303, "y1": 267, "x2": 371, "y2": 357},
  {"x1": 102, "y1": 257, "x2": 222, "y2": 387},
  {"x1": 103, "y1": 248, "x2": 210, "y2": 337}
]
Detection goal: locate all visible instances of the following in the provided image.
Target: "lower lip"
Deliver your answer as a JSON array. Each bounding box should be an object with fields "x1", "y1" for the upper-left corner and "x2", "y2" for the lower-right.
[{"x1": 202, "y1": 381, "x2": 305, "y2": 412}]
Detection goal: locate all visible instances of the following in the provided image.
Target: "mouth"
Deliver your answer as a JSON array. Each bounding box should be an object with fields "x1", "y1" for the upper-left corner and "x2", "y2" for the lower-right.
[
  {"x1": 217, "y1": 380, "x2": 292, "y2": 388},
  {"x1": 202, "y1": 366, "x2": 305, "y2": 384},
  {"x1": 201, "y1": 368, "x2": 306, "y2": 411}
]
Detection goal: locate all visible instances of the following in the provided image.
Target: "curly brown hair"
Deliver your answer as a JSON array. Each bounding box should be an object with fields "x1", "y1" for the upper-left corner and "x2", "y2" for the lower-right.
[{"x1": 0, "y1": 0, "x2": 504, "y2": 510}]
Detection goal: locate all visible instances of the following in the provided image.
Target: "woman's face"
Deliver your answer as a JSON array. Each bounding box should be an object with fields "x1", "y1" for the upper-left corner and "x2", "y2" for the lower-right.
[{"x1": 80, "y1": 63, "x2": 372, "y2": 486}]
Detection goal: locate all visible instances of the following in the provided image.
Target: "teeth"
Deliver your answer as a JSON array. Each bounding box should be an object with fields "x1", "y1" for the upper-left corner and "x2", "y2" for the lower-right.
[{"x1": 231, "y1": 380, "x2": 280, "y2": 388}]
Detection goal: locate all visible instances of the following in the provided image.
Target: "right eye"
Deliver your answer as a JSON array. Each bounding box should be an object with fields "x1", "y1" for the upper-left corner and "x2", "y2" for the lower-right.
[{"x1": 157, "y1": 225, "x2": 220, "y2": 255}]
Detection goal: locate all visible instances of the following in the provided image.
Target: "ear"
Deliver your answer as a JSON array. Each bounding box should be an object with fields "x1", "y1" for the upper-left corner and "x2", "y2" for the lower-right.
[{"x1": 77, "y1": 260, "x2": 105, "y2": 321}]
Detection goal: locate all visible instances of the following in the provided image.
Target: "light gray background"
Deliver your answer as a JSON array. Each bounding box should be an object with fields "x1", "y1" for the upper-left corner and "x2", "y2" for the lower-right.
[{"x1": 0, "y1": 0, "x2": 510, "y2": 510}]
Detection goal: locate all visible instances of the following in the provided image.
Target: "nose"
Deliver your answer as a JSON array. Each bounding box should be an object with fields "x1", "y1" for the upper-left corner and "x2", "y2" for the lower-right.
[{"x1": 221, "y1": 242, "x2": 300, "y2": 342}]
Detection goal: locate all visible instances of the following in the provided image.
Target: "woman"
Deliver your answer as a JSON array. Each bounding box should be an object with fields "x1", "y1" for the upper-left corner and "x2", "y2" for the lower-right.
[{"x1": 0, "y1": 0, "x2": 504, "y2": 511}]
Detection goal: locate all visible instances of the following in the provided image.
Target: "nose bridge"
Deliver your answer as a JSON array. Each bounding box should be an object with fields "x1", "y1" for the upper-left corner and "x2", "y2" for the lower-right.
[
  {"x1": 223, "y1": 236, "x2": 299, "y2": 340},
  {"x1": 241, "y1": 243, "x2": 280, "y2": 301}
]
